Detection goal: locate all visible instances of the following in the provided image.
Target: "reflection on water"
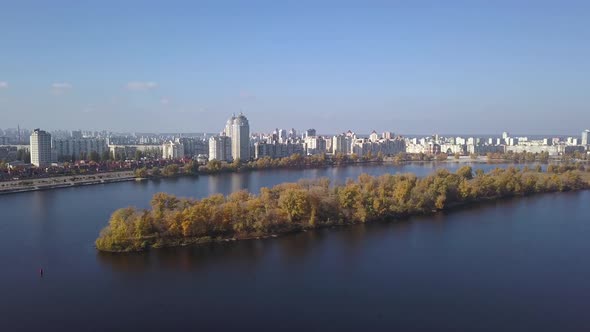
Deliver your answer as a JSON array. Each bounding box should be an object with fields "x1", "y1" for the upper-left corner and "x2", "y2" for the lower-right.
[
  {"x1": 97, "y1": 237, "x2": 277, "y2": 273},
  {"x1": 30, "y1": 190, "x2": 57, "y2": 219},
  {"x1": 207, "y1": 173, "x2": 253, "y2": 195}
]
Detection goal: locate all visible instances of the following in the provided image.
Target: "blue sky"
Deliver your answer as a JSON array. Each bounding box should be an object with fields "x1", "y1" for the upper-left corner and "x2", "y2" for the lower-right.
[{"x1": 0, "y1": 0, "x2": 589, "y2": 135}]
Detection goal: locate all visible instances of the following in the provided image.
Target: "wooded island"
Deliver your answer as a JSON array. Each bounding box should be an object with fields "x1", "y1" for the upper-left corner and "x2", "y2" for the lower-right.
[{"x1": 96, "y1": 165, "x2": 590, "y2": 252}]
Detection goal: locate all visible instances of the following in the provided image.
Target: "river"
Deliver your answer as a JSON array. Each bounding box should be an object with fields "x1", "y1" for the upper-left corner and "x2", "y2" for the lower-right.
[{"x1": 2, "y1": 162, "x2": 589, "y2": 331}]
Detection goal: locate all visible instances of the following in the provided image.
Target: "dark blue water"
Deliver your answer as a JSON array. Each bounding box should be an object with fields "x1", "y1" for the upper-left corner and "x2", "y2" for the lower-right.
[{"x1": 2, "y1": 162, "x2": 588, "y2": 332}]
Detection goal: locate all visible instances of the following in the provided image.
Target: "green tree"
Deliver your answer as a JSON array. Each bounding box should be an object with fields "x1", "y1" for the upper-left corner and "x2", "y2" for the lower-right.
[
  {"x1": 101, "y1": 150, "x2": 111, "y2": 161},
  {"x1": 278, "y1": 188, "x2": 309, "y2": 222},
  {"x1": 162, "y1": 164, "x2": 179, "y2": 177},
  {"x1": 151, "y1": 167, "x2": 161, "y2": 177},
  {"x1": 150, "y1": 192, "x2": 179, "y2": 219},
  {"x1": 456, "y1": 166, "x2": 473, "y2": 180},
  {"x1": 134, "y1": 167, "x2": 148, "y2": 178},
  {"x1": 206, "y1": 160, "x2": 222, "y2": 172},
  {"x1": 135, "y1": 150, "x2": 144, "y2": 161},
  {"x1": 183, "y1": 161, "x2": 198, "y2": 175},
  {"x1": 89, "y1": 151, "x2": 100, "y2": 162},
  {"x1": 231, "y1": 158, "x2": 241, "y2": 170}
]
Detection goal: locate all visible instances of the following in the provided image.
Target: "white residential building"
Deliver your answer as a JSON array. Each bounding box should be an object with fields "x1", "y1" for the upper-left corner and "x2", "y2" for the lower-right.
[
  {"x1": 332, "y1": 135, "x2": 352, "y2": 154},
  {"x1": 505, "y1": 145, "x2": 560, "y2": 155},
  {"x1": 209, "y1": 136, "x2": 232, "y2": 162},
  {"x1": 254, "y1": 141, "x2": 305, "y2": 159},
  {"x1": 369, "y1": 131, "x2": 379, "y2": 143},
  {"x1": 30, "y1": 128, "x2": 52, "y2": 167},
  {"x1": 405, "y1": 143, "x2": 426, "y2": 154},
  {"x1": 382, "y1": 131, "x2": 394, "y2": 140},
  {"x1": 230, "y1": 113, "x2": 250, "y2": 160},
  {"x1": 53, "y1": 138, "x2": 107, "y2": 160},
  {"x1": 162, "y1": 141, "x2": 185, "y2": 159},
  {"x1": 304, "y1": 136, "x2": 327, "y2": 155}
]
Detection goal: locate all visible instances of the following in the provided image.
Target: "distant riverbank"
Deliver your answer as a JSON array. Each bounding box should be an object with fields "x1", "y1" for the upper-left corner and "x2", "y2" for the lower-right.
[
  {"x1": 0, "y1": 171, "x2": 136, "y2": 195},
  {"x1": 1, "y1": 156, "x2": 580, "y2": 195}
]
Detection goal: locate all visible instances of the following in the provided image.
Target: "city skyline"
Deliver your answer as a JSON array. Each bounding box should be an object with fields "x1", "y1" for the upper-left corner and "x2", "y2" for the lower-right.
[
  {"x1": 1, "y1": 123, "x2": 590, "y2": 138},
  {"x1": 1, "y1": 1, "x2": 589, "y2": 134}
]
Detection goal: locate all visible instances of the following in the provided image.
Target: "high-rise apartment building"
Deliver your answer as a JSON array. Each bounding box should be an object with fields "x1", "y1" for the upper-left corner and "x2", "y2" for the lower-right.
[
  {"x1": 278, "y1": 129, "x2": 287, "y2": 141},
  {"x1": 209, "y1": 135, "x2": 232, "y2": 162},
  {"x1": 30, "y1": 128, "x2": 52, "y2": 167},
  {"x1": 582, "y1": 129, "x2": 589, "y2": 146},
  {"x1": 224, "y1": 115, "x2": 235, "y2": 137},
  {"x1": 230, "y1": 113, "x2": 250, "y2": 161},
  {"x1": 332, "y1": 134, "x2": 352, "y2": 154}
]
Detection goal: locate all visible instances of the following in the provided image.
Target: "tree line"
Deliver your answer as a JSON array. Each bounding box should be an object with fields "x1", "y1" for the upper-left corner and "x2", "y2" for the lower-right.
[
  {"x1": 95, "y1": 166, "x2": 590, "y2": 252},
  {"x1": 202, "y1": 153, "x2": 383, "y2": 174}
]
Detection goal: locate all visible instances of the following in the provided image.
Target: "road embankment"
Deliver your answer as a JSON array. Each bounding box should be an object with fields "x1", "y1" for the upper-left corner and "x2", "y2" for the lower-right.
[{"x1": 0, "y1": 171, "x2": 136, "y2": 195}]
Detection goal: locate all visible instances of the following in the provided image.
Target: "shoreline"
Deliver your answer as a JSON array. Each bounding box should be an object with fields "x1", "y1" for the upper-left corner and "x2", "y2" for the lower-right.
[
  {"x1": 0, "y1": 158, "x2": 572, "y2": 195},
  {"x1": 0, "y1": 171, "x2": 136, "y2": 195}
]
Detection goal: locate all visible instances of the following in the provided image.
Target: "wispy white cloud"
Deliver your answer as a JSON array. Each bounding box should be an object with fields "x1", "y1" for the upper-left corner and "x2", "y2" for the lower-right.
[
  {"x1": 51, "y1": 82, "x2": 72, "y2": 89},
  {"x1": 239, "y1": 90, "x2": 256, "y2": 99},
  {"x1": 0, "y1": 81, "x2": 8, "y2": 88},
  {"x1": 177, "y1": 107, "x2": 207, "y2": 114},
  {"x1": 160, "y1": 97, "x2": 170, "y2": 105},
  {"x1": 51, "y1": 82, "x2": 72, "y2": 95},
  {"x1": 126, "y1": 81, "x2": 158, "y2": 91}
]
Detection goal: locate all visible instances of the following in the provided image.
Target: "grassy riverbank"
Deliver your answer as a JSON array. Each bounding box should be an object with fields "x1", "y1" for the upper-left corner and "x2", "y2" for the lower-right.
[{"x1": 96, "y1": 166, "x2": 590, "y2": 252}]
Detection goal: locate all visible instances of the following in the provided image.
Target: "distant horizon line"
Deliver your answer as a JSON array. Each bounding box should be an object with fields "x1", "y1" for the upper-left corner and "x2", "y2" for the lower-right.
[{"x1": 1, "y1": 127, "x2": 587, "y2": 139}]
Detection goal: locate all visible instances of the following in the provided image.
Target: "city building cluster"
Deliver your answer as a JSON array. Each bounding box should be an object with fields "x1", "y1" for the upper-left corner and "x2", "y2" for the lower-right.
[
  {"x1": 1, "y1": 119, "x2": 590, "y2": 169},
  {"x1": 207, "y1": 114, "x2": 404, "y2": 162},
  {"x1": 405, "y1": 131, "x2": 590, "y2": 156}
]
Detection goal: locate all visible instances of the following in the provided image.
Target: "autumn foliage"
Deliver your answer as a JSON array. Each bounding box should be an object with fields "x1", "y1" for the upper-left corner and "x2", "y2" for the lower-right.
[{"x1": 96, "y1": 166, "x2": 589, "y2": 252}]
